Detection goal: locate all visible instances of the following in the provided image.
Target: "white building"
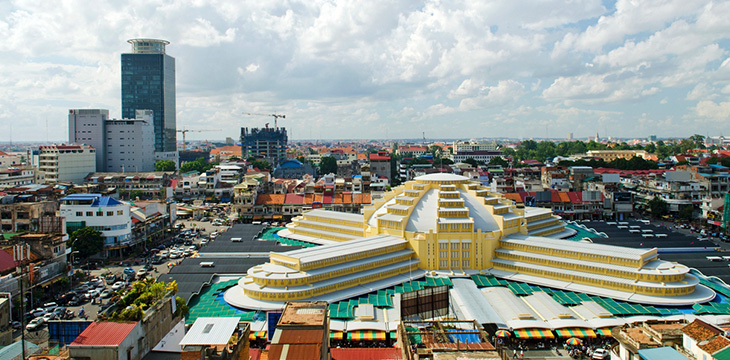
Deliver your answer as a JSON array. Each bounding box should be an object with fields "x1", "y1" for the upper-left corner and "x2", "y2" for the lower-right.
[
  {"x1": 451, "y1": 140, "x2": 502, "y2": 163},
  {"x1": 69, "y1": 109, "x2": 158, "y2": 172},
  {"x1": 0, "y1": 151, "x2": 23, "y2": 170},
  {"x1": 216, "y1": 164, "x2": 243, "y2": 185},
  {"x1": 59, "y1": 193, "x2": 132, "y2": 251},
  {"x1": 68, "y1": 109, "x2": 109, "y2": 171},
  {"x1": 106, "y1": 110, "x2": 156, "y2": 172},
  {"x1": 453, "y1": 140, "x2": 498, "y2": 152},
  {"x1": 0, "y1": 166, "x2": 35, "y2": 187},
  {"x1": 38, "y1": 144, "x2": 96, "y2": 184}
]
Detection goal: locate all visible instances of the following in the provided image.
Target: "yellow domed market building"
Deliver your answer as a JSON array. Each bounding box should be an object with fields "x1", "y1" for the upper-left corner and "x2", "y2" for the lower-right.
[{"x1": 224, "y1": 173, "x2": 714, "y2": 310}]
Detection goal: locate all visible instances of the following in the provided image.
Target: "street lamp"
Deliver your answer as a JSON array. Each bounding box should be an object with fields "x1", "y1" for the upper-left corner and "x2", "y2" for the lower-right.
[{"x1": 69, "y1": 251, "x2": 79, "y2": 289}]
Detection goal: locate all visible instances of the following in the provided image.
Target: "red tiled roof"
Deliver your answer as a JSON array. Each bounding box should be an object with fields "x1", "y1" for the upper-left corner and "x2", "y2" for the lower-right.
[
  {"x1": 269, "y1": 344, "x2": 321, "y2": 360},
  {"x1": 70, "y1": 321, "x2": 137, "y2": 346},
  {"x1": 567, "y1": 192, "x2": 581, "y2": 203},
  {"x1": 285, "y1": 194, "x2": 304, "y2": 204},
  {"x1": 330, "y1": 348, "x2": 402, "y2": 360},
  {"x1": 369, "y1": 154, "x2": 390, "y2": 161},
  {"x1": 503, "y1": 193, "x2": 522, "y2": 203},
  {"x1": 277, "y1": 329, "x2": 324, "y2": 344},
  {"x1": 699, "y1": 335, "x2": 730, "y2": 354},
  {"x1": 683, "y1": 319, "x2": 722, "y2": 341},
  {"x1": 557, "y1": 192, "x2": 571, "y2": 203},
  {"x1": 256, "y1": 194, "x2": 285, "y2": 205},
  {"x1": 0, "y1": 249, "x2": 16, "y2": 273}
]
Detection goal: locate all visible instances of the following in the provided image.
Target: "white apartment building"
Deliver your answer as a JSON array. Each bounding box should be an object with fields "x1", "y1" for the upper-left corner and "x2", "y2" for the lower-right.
[
  {"x1": 216, "y1": 164, "x2": 243, "y2": 185},
  {"x1": 59, "y1": 193, "x2": 132, "y2": 251},
  {"x1": 0, "y1": 166, "x2": 35, "y2": 187},
  {"x1": 106, "y1": 110, "x2": 156, "y2": 172},
  {"x1": 38, "y1": 144, "x2": 96, "y2": 184},
  {"x1": 69, "y1": 109, "x2": 157, "y2": 172},
  {"x1": 68, "y1": 109, "x2": 109, "y2": 170},
  {"x1": 452, "y1": 140, "x2": 498, "y2": 152},
  {"x1": 0, "y1": 151, "x2": 23, "y2": 170}
]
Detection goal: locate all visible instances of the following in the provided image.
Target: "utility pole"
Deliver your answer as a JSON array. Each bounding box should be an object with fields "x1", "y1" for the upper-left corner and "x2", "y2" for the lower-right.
[{"x1": 14, "y1": 243, "x2": 30, "y2": 360}]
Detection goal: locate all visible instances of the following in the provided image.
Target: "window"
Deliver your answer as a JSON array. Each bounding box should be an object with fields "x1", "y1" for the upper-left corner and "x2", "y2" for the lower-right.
[
  {"x1": 439, "y1": 251, "x2": 447, "y2": 258},
  {"x1": 451, "y1": 251, "x2": 459, "y2": 258},
  {"x1": 76, "y1": 212, "x2": 82, "y2": 216},
  {"x1": 451, "y1": 260, "x2": 459, "y2": 267},
  {"x1": 462, "y1": 260, "x2": 470, "y2": 267},
  {"x1": 107, "y1": 211, "x2": 113, "y2": 216},
  {"x1": 451, "y1": 243, "x2": 459, "y2": 249},
  {"x1": 439, "y1": 260, "x2": 448, "y2": 268},
  {"x1": 462, "y1": 251, "x2": 470, "y2": 258},
  {"x1": 439, "y1": 243, "x2": 448, "y2": 250},
  {"x1": 462, "y1": 243, "x2": 470, "y2": 249},
  {"x1": 86, "y1": 211, "x2": 93, "y2": 216}
]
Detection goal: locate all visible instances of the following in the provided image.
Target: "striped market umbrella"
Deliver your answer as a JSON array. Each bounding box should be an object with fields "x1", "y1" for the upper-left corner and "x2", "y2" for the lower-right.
[
  {"x1": 566, "y1": 337, "x2": 583, "y2": 346},
  {"x1": 495, "y1": 330, "x2": 511, "y2": 337}
]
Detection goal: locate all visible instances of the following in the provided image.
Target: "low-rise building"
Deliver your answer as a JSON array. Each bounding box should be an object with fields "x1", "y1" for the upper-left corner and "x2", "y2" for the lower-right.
[
  {"x1": 612, "y1": 321, "x2": 686, "y2": 360},
  {"x1": 180, "y1": 317, "x2": 250, "y2": 360},
  {"x1": 0, "y1": 197, "x2": 59, "y2": 233},
  {"x1": 59, "y1": 193, "x2": 132, "y2": 254},
  {"x1": 85, "y1": 172, "x2": 176, "y2": 200},
  {"x1": 268, "y1": 302, "x2": 329, "y2": 360},
  {"x1": 0, "y1": 166, "x2": 35, "y2": 188},
  {"x1": 38, "y1": 144, "x2": 96, "y2": 184}
]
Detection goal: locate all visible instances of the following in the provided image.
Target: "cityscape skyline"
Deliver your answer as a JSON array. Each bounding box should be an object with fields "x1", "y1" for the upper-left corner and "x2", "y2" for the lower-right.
[{"x1": 1, "y1": 1, "x2": 730, "y2": 143}]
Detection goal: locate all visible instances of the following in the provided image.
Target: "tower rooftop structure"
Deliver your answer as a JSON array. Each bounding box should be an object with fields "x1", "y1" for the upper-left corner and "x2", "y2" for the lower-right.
[
  {"x1": 127, "y1": 38, "x2": 170, "y2": 54},
  {"x1": 225, "y1": 173, "x2": 715, "y2": 310}
]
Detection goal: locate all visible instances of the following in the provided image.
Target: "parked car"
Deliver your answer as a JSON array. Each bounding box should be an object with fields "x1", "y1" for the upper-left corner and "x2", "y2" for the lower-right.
[
  {"x1": 43, "y1": 302, "x2": 58, "y2": 313},
  {"x1": 76, "y1": 284, "x2": 90, "y2": 293},
  {"x1": 105, "y1": 273, "x2": 117, "y2": 285},
  {"x1": 30, "y1": 308, "x2": 46, "y2": 318},
  {"x1": 111, "y1": 281, "x2": 126, "y2": 291},
  {"x1": 200, "y1": 239, "x2": 209, "y2": 246},
  {"x1": 53, "y1": 307, "x2": 67, "y2": 317},
  {"x1": 42, "y1": 313, "x2": 57, "y2": 322},
  {"x1": 151, "y1": 256, "x2": 164, "y2": 264},
  {"x1": 592, "y1": 349, "x2": 609, "y2": 360},
  {"x1": 136, "y1": 268, "x2": 148, "y2": 277},
  {"x1": 68, "y1": 296, "x2": 84, "y2": 306},
  {"x1": 123, "y1": 267, "x2": 136, "y2": 276},
  {"x1": 85, "y1": 289, "x2": 100, "y2": 299},
  {"x1": 101, "y1": 289, "x2": 114, "y2": 298},
  {"x1": 26, "y1": 318, "x2": 43, "y2": 331}
]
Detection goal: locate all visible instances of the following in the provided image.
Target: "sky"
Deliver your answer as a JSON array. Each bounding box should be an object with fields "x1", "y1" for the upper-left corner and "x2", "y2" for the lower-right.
[{"x1": 1, "y1": 0, "x2": 730, "y2": 143}]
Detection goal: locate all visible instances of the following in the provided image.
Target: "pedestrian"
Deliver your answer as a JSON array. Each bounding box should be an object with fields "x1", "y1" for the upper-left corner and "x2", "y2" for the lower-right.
[
  {"x1": 513, "y1": 349, "x2": 517, "y2": 358},
  {"x1": 520, "y1": 349, "x2": 524, "y2": 359}
]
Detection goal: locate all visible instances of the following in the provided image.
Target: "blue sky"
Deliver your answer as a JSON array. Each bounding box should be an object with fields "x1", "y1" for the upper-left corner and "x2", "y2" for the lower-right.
[{"x1": 1, "y1": 0, "x2": 729, "y2": 142}]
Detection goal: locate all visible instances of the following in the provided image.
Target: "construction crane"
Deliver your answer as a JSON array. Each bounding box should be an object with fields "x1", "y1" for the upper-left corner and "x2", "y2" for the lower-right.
[
  {"x1": 177, "y1": 128, "x2": 219, "y2": 151},
  {"x1": 245, "y1": 113, "x2": 286, "y2": 129}
]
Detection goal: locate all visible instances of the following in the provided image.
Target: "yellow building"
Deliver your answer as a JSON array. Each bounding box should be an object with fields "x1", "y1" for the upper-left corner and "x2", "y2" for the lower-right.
[
  {"x1": 224, "y1": 174, "x2": 713, "y2": 310},
  {"x1": 585, "y1": 150, "x2": 651, "y2": 162}
]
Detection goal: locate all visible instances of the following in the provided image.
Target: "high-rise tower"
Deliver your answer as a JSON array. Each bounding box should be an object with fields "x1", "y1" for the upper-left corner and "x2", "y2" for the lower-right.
[{"x1": 121, "y1": 39, "x2": 176, "y2": 153}]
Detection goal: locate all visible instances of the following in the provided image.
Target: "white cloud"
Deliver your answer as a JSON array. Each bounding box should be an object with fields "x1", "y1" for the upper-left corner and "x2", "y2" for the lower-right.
[
  {"x1": 695, "y1": 99, "x2": 730, "y2": 121},
  {"x1": 180, "y1": 18, "x2": 236, "y2": 47},
  {"x1": 1, "y1": 0, "x2": 730, "y2": 141}
]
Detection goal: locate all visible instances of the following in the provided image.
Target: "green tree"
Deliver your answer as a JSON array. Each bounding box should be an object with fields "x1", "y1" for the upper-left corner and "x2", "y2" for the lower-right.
[
  {"x1": 721, "y1": 157, "x2": 730, "y2": 167},
  {"x1": 463, "y1": 158, "x2": 479, "y2": 167},
  {"x1": 678, "y1": 205, "x2": 694, "y2": 222},
  {"x1": 250, "y1": 160, "x2": 271, "y2": 171},
  {"x1": 706, "y1": 157, "x2": 719, "y2": 165},
  {"x1": 648, "y1": 197, "x2": 669, "y2": 218},
  {"x1": 154, "y1": 160, "x2": 176, "y2": 171},
  {"x1": 489, "y1": 157, "x2": 508, "y2": 167},
  {"x1": 69, "y1": 227, "x2": 104, "y2": 259},
  {"x1": 318, "y1": 156, "x2": 338, "y2": 175},
  {"x1": 180, "y1": 157, "x2": 214, "y2": 173}
]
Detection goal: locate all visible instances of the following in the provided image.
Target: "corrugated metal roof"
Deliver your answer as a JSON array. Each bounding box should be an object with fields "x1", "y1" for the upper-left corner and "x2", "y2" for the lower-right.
[
  {"x1": 275, "y1": 329, "x2": 324, "y2": 344},
  {"x1": 69, "y1": 321, "x2": 137, "y2": 346},
  {"x1": 268, "y1": 344, "x2": 321, "y2": 360},
  {"x1": 179, "y1": 317, "x2": 240, "y2": 346},
  {"x1": 330, "y1": 348, "x2": 402, "y2": 360}
]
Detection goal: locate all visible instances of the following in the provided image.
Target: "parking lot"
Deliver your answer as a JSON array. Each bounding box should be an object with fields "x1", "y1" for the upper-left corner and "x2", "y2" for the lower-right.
[{"x1": 15, "y1": 219, "x2": 231, "y2": 343}]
